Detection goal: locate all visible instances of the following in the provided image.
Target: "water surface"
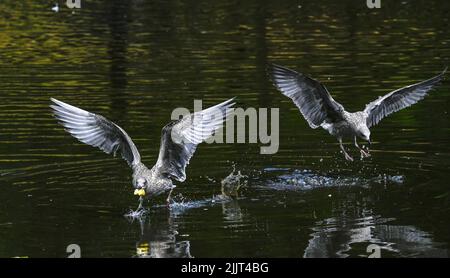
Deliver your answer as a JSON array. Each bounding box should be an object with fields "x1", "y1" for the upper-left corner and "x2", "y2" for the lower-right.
[{"x1": 0, "y1": 0, "x2": 449, "y2": 257}]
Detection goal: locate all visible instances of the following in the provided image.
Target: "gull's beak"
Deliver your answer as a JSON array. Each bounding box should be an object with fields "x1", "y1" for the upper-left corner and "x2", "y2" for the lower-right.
[
  {"x1": 134, "y1": 189, "x2": 146, "y2": 197},
  {"x1": 368, "y1": 139, "x2": 371, "y2": 146}
]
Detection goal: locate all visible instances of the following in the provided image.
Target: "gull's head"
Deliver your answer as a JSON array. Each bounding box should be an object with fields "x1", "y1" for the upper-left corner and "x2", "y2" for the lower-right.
[
  {"x1": 136, "y1": 177, "x2": 147, "y2": 188},
  {"x1": 134, "y1": 178, "x2": 147, "y2": 197},
  {"x1": 358, "y1": 126, "x2": 371, "y2": 144}
]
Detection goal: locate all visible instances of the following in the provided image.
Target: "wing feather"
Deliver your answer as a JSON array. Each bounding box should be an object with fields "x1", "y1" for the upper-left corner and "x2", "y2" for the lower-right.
[
  {"x1": 50, "y1": 98, "x2": 141, "y2": 167},
  {"x1": 269, "y1": 63, "x2": 344, "y2": 128},
  {"x1": 154, "y1": 98, "x2": 235, "y2": 182},
  {"x1": 364, "y1": 68, "x2": 446, "y2": 127}
]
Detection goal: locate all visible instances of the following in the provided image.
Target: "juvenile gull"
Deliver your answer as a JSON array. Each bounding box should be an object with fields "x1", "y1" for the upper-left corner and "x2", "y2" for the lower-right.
[
  {"x1": 50, "y1": 98, "x2": 235, "y2": 207},
  {"x1": 270, "y1": 64, "x2": 446, "y2": 161}
]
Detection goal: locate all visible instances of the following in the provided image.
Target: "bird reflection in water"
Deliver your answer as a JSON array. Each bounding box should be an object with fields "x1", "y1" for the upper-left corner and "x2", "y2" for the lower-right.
[
  {"x1": 128, "y1": 169, "x2": 248, "y2": 258},
  {"x1": 219, "y1": 170, "x2": 247, "y2": 223},
  {"x1": 131, "y1": 210, "x2": 192, "y2": 258},
  {"x1": 304, "y1": 199, "x2": 448, "y2": 258}
]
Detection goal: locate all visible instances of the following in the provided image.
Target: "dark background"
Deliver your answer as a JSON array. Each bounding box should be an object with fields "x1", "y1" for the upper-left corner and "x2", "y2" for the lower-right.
[{"x1": 0, "y1": 0, "x2": 449, "y2": 257}]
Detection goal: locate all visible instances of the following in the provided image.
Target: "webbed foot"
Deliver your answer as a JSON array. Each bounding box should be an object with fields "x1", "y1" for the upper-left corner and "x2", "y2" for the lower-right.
[
  {"x1": 344, "y1": 152, "x2": 354, "y2": 161},
  {"x1": 360, "y1": 149, "x2": 370, "y2": 158}
]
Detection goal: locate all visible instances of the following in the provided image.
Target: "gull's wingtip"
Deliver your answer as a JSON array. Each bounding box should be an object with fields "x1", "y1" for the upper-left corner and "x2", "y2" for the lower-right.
[
  {"x1": 49, "y1": 98, "x2": 67, "y2": 110},
  {"x1": 228, "y1": 96, "x2": 237, "y2": 105},
  {"x1": 219, "y1": 97, "x2": 236, "y2": 108},
  {"x1": 435, "y1": 66, "x2": 447, "y2": 81},
  {"x1": 267, "y1": 62, "x2": 287, "y2": 83},
  {"x1": 267, "y1": 62, "x2": 285, "y2": 72},
  {"x1": 266, "y1": 62, "x2": 286, "y2": 75},
  {"x1": 50, "y1": 98, "x2": 66, "y2": 107},
  {"x1": 268, "y1": 63, "x2": 302, "y2": 78},
  {"x1": 50, "y1": 98, "x2": 62, "y2": 111}
]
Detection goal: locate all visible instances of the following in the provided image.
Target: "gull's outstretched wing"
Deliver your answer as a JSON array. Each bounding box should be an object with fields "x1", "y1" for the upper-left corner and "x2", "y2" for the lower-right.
[
  {"x1": 50, "y1": 98, "x2": 141, "y2": 167},
  {"x1": 364, "y1": 68, "x2": 447, "y2": 128},
  {"x1": 269, "y1": 63, "x2": 344, "y2": 129},
  {"x1": 154, "y1": 98, "x2": 235, "y2": 182}
]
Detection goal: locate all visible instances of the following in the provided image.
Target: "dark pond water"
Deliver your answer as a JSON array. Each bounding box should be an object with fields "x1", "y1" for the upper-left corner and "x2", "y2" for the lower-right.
[{"x1": 0, "y1": 0, "x2": 449, "y2": 258}]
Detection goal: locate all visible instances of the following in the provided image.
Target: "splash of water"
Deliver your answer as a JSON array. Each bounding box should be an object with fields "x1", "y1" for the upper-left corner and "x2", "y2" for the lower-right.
[
  {"x1": 220, "y1": 166, "x2": 248, "y2": 198},
  {"x1": 263, "y1": 168, "x2": 404, "y2": 191},
  {"x1": 124, "y1": 167, "x2": 247, "y2": 217},
  {"x1": 124, "y1": 208, "x2": 148, "y2": 221}
]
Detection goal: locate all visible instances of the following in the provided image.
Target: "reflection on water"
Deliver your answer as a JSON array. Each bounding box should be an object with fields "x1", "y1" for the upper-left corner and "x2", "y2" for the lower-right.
[
  {"x1": 131, "y1": 195, "x2": 244, "y2": 258},
  {"x1": 257, "y1": 168, "x2": 447, "y2": 258},
  {"x1": 133, "y1": 211, "x2": 192, "y2": 258},
  {"x1": 221, "y1": 199, "x2": 244, "y2": 223},
  {"x1": 0, "y1": 0, "x2": 449, "y2": 257},
  {"x1": 305, "y1": 216, "x2": 448, "y2": 258}
]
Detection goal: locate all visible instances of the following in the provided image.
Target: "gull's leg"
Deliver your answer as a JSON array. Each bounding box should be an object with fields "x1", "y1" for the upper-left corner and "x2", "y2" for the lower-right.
[
  {"x1": 339, "y1": 138, "x2": 353, "y2": 161},
  {"x1": 137, "y1": 196, "x2": 144, "y2": 211},
  {"x1": 166, "y1": 188, "x2": 174, "y2": 206},
  {"x1": 354, "y1": 137, "x2": 370, "y2": 158}
]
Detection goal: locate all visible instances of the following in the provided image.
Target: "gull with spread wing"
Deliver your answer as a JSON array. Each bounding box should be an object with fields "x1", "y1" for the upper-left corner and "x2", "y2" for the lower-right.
[
  {"x1": 270, "y1": 64, "x2": 446, "y2": 161},
  {"x1": 51, "y1": 98, "x2": 235, "y2": 207}
]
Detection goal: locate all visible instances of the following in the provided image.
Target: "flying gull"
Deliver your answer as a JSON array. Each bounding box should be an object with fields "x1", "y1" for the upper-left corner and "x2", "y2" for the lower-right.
[
  {"x1": 50, "y1": 98, "x2": 235, "y2": 207},
  {"x1": 270, "y1": 64, "x2": 446, "y2": 161}
]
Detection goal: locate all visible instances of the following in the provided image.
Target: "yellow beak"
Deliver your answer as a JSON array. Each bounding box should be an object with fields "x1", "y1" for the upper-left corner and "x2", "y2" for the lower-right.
[{"x1": 134, "y1": 189, "x2": 146, "y2": 197}]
